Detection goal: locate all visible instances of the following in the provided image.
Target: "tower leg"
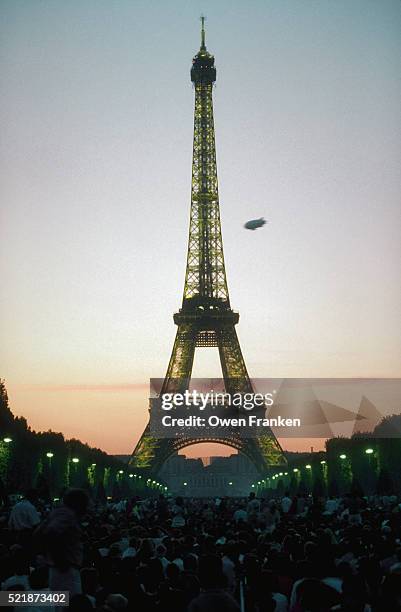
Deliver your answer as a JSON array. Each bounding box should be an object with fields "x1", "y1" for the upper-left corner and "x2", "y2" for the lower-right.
[
  {"x1": 162, "y1": 325, "x2": 197, "y2": 394},
  {"x1": 218, "y1": 326, "x2": 252, "y2": 393}
]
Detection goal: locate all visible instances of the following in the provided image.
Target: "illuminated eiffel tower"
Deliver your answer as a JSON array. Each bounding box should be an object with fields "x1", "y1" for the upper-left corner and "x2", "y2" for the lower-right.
[{"x1": 130, "y1": 19, "x2": 285, "y2": 474}]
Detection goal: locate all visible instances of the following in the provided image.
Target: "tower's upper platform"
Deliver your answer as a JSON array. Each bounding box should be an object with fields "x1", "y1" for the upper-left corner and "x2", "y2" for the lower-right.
[{"x1": 191, "y1": 17, "x2": 216, "y2": 84}]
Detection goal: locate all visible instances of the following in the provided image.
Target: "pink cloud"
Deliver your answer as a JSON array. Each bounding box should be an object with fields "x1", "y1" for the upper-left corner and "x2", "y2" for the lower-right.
[{"x1": 7, "y1": 383, "x2": 148, "y2": 392}]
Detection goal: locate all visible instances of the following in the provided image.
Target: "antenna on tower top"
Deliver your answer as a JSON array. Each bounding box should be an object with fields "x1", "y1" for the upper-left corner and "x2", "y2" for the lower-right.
[{"x1": 200, "y1": 15, "x2": 206, "y2": 50}]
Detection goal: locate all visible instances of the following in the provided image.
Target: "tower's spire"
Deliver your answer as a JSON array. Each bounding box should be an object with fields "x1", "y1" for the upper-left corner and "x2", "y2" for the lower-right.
[{"x1": 200, "y1": 15, "x2": 206, "y2": 51}]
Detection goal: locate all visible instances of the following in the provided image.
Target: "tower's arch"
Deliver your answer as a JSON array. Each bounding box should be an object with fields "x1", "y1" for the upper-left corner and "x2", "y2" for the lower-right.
[
  {"x1": 162, "y1": 438, "x2": 251, "y2": 466},
  {"x1": 130, "y1": 424, "x2": 285, "y2": 476}
]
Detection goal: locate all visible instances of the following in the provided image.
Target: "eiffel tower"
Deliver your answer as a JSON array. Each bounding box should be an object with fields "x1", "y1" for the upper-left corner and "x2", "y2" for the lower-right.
[{"x1": 130, "y1": 19, "x2": 286, "y2": 474}]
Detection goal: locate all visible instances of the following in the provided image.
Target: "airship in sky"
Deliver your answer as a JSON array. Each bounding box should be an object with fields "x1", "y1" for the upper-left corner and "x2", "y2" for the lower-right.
[{"x1": 244, "y1": 217, "x2": 267, "y2": 230}]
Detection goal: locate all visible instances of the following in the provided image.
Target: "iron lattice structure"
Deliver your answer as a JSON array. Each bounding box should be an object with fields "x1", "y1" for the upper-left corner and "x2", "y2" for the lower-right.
[{"x1": 130, "y1": 20, "x2": 286, "y2": 474}]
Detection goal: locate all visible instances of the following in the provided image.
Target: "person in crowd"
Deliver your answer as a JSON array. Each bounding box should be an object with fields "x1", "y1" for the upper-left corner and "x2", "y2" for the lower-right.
[
  {"x1": 281, "y1": 491, "x2": 292, "y2": 514},
  {"x1": 34, "y1": 488, "x2": 89, "y2": 597},
  {"x1": 0, "y1": 487, "x2": 400, "y2": 611},
  {"x1": 233, "y1": 503, "x2": 248, "y2": 523},
  {"x1": 188, "y1": 554, "x2": 240, "y2": 612},
  {"x1": 324, "y1": 495, "x2": 339, "y2": 515},
  {"x1": 247, "y1": 492, "x2": 260, "y2": 524},
  {"x1": 1, "y1": 544, "x2": 31, "y2": 590},
  {"x1": 8, "y1": 489, "x2": 41, "y2": 545}
]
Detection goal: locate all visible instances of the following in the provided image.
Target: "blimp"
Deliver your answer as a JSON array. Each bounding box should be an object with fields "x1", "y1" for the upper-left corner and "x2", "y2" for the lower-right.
[{"x1": 244, "y1": 217, "x2": 267, "y2": 230}]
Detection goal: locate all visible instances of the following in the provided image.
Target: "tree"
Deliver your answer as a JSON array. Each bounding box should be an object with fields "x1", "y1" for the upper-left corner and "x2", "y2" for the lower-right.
[
  {"x1": 350, "y1": 477, "x2": 364, "y2": 497},
  {"x1": 0, "y1": 379, "x2": 14, "y2": 430},
  {"x1": 312, "y1": 477, "x2": 324, "y2": 498},
  {"x1": 328, "y1": 478, "x2": 339, "y2": 497},
  {"x1": 376, "y1": 468, "x2": 394, "y2": 495},
  {"x1": 96, "y1": 481, "x2": 107, "y2": 504},
  {"x1": 374, "y1": 415, "x2": 401, "y2": 437}
]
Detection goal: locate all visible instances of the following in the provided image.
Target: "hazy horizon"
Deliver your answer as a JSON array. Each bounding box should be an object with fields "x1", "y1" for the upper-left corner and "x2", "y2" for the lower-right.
[{"x1": 1, "y1": 1, "x2": 400, "y2": 456}]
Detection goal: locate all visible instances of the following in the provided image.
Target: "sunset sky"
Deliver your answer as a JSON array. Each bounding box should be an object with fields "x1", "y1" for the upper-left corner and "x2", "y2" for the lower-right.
[{"x1": 1, "y1": 1, "x2": 400, "y2": 456}]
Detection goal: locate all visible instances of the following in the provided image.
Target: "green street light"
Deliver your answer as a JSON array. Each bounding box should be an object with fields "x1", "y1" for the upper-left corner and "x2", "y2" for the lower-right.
[
  {"x1": 138, "y1": 475, "x2": 142, "y2": 479},
  {"x1": 339, "y1": 454, "x2": 347, "y2": 460},
  {"x1": 251, "y1": 484, "x2": 255, "y2": 488},
  {"x1": 293, "y1": 468, "x2": 299, "y2": 473},
  {"x1": 46, "y1": 452, "x2": 54, "y2": 458},
  {"x1": 228, "y1": 481, "x2": 233, "y2": 485},
  {"x1": 91, "y1": 463, "x2": 96, "y2": 467},
  {"x1": 284, "y1": 472, "x2": 288, "y2": 476},
  {"x1": 279, "y1": 472, "x2": 283, "y2": 476},
  {"x1": 365, "y1": 448, "x2": 374, "y2": 455},
  {"x1": 3, "y1": 437, "x2": 12, "y2": 443},
  {"x1": 72, "y1": 457, "x2": 79, "y2": 463},
  {"x1": 320, "y1": 460, "x2": 326, "y2": 465},
  {"x1": 305, "y1": 464, "x2": 311, "y2": 469},
  {"x1": 164, "y1": 486, "x2": 168, "y2": 491},
  {"x1": 183, "y1": 482, "x2": 188, "y2": 486},
  {"x1": 118, "y1": 470, "x2": 124, "y2": 474},
  {"x1": 129, "y1": 474, "x2": 133, "y2": 478}
]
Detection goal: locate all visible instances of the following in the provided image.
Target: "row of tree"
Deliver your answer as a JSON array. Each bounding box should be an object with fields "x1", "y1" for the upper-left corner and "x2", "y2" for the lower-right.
[
  {"x1": 260, "y1": 426, "x2": 401, "y2": 498},
  {"x1": 0, "y1": 380, "x2": 164, "y2": 500}
]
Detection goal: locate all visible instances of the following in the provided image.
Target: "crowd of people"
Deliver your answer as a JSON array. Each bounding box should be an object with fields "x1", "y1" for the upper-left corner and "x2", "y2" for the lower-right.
[{"x1": 0, "y1": 487, "x2": 400, "y2": 611}]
